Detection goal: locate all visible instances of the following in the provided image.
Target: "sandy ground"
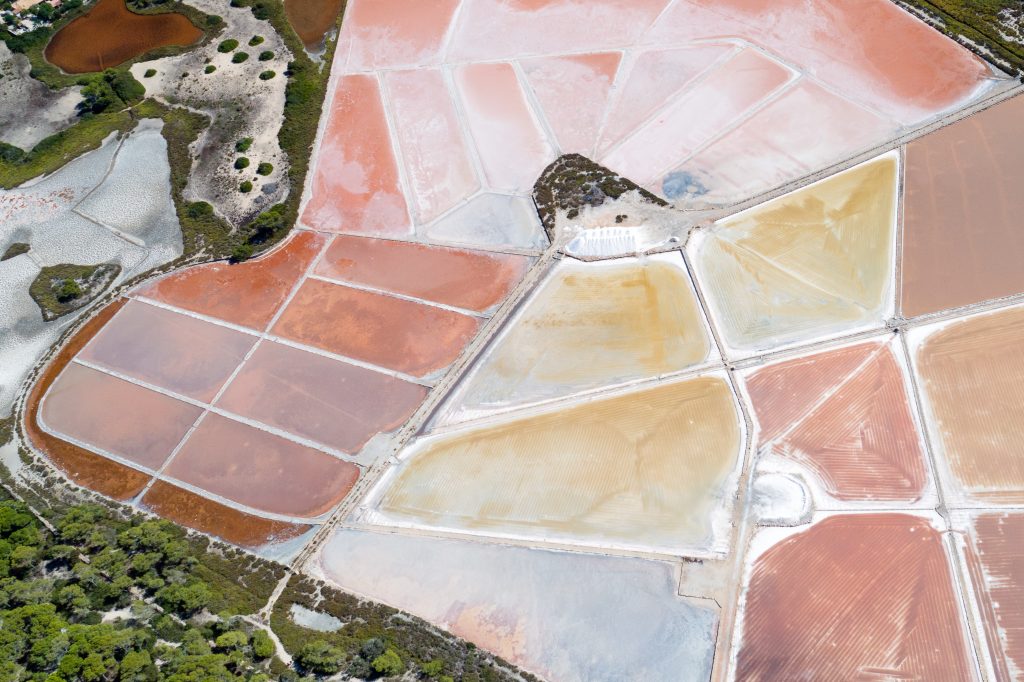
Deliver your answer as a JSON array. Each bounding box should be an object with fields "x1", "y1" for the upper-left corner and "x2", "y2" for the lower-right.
[
  {"x1": 0, "y1": 121, "x2": 182, "y2": 416},
  {"x1": 130, "y1": 0, "x2": 291, "y2": 227},
  {"x1": 0, "y1": 43, "x2": 82, "y2": 151}
]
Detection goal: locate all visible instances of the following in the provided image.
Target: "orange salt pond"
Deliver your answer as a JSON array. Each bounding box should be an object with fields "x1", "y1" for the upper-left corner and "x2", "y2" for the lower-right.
[
  {"x1": 454, "y1": 62, "x2": 554, "y2": 193},
  {"x1": 737, "y1": 514, "x2": 973, "y2": 680},
  {"x1": 915, "y1": 306, "x2": 1024, "y2": 503},
  {"x1": 443, "y1": 255, "x2": 710, "y2": 419},
  {"x1": 78, "y1": 300, "x2": 256, "y2": 402},
  {"x1": 746, "y1": 340, "x2": 927, "y2": 501},
  {"x1": 371, "y1": 375, "x2": 741, "y2": 554},
  {"x1": 314, "y1": 235, "x2": 531, "y2": 313},
  {"x1": 138, "y1": 231, "x2": 326, "y2": 331},
  {"x1": 215, "y1": 341, "x2": 427, "y2": 454},
  {"x1": 520, "y1": 52, "x2": 621, "y2": 154},
  {"x1": 691, "y1": 152, "x2": 898, "y2": 353},
  {"x1": 272, "y1": 279, "x2": 480, "y2": 377},
  {"x1": 383, "y1": 69, "x2": 479, "y2": 224},
  {"x1": 142, "y1": 480, "x2": 312, "y2": 549},
  {"x1": 301, "y1": 74, "x2": 410, "y2": 236},
  {"x1": 44, "y1": 0, "x2": 201, "y2": 73},
  {"x1": 165, "y1": 414, "x2": 359, "y2": 518},
  {"x1": 42, "y1": 363, "x2": 201, "y2": 470},
  {"x1": 901, "y1": 95, "x2": 1024, "y2": 317},
  {"x1": 964, "y1": 513, "x2": 1024, "y2": 681}
]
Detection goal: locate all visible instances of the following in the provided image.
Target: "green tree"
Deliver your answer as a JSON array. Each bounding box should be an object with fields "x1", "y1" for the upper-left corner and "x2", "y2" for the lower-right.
[
  {"x1": 251, "y1": 629, "x2": 274, "y2": 659},
  {"x1": 156, "y1": 581, "x2": 212, "y2": 616},
  {"x1": 372, "y1": 649, "x2": 404, "y2": 676},
  {"x1": 296, "y1": 640, "x2": 344, "y2": 675},
  {"x1": 56, "y1": 278, "x2": 81, "y2": 302},
  {"x1": 217, "y1": 38, "x2": 239, "y2": 52}
]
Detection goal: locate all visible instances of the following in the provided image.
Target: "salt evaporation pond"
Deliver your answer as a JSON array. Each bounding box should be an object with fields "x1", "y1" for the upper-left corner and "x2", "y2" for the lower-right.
[
  {"x1": 691, "y1": 152, "x2": 898, "y2": 355},
  {"x1": 368, "y1": 375, "x2": 742, "y2": 555},
  {"x1": 744, "y1": 338, "x2": 928, "y2": 502},
  {"x1": 441, "y1": 254, "x2": 711, "y2": 422},
  {"x1": 316, "y1": 528, "x2": 718, "y2": 682}
]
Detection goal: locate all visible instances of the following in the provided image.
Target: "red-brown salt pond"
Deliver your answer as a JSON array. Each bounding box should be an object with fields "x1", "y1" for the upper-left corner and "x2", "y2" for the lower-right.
[
  {"x1": 42, "y1": 363, "x2": 201, "y2": 470},
  {"x1": 746, "y1": 340, "x2": 927, "y2": 501},
  {"x1": 283, "y1": 0, "x2": 344, "y2": 51},
  {"x1": 916, "y1": 306, "x2": 1024, "y2": 502},
  {"x1": 215, "y1": 341, "x2": 427, "y2": 454},
  {"x1": 901, "y1": 95, "x2": 1024, "y2": 318},
  {"x1": 382, "y1": 69, "x2": 479, "y2": 224},
  {"x1": 272, "y1": 279, "x2": 480, "y2": 377},
  {"x1": 314, "y1": 235, "x2": 531, "y2": 312},
  {"x1": 446, "y1": 0, "x2": 669, "y2": 63},
  {"x1": 78, "y1": 300, "x2": 256, "y2": 402},
  {"x1": 301, "y1": 74, "x2": 410, "y2": 236},
  {"x1": 165, "y1": 414, "x2": 359, "y2": 518},
  {"x1": 44, "y1": 0, "x2": 201, "y2": 73},
  {"x1": 596, "y1": 44, "x2": 732, "y2": 156},
  {"x1": 520, "y1": 52, "x2": 621, "y2": 154},
  {"x1": 646, "y1": 0, "x2": 989, "y2": 124},
  {"x1": 737, "y1": 514, "x2": 973, "y2": 679},
  {"x1": 965, "y1": 513, "x2": 1024, "y2": 681},
  {"x1": 664, "y1": 81, "x2": 896, "y2": 205},
  {"x1": 454, "y1": 62, "x2": 554, "y2": 193},
  {"x1": 336, "y1": 0, "x2": 459, "y2": 71},
  {"x1": 25, "y1": 298, "x2": 152, "y2": 501},
  {"x1": 137, "y1": 231, "x2": 327, "y2": 331},
  {"x1": 603, "y1": 48, "x2": 793, "y2": 186},
  {"x1": 142, "y1": 480, "x2": 312, "y2": 549}
]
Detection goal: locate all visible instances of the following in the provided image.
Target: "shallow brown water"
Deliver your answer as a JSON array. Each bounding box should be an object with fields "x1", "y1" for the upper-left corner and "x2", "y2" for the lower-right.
[
  {"x1": 45, "y1": 0, "x2": 201, "y2": 74},
  {"x1": 284, "y1": 0, "x2": 345, "y2": 50}
]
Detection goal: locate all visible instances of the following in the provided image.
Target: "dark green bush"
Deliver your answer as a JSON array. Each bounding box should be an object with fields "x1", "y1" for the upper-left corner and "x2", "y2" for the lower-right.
[
  {"x1": 239, "y1": 180, "x2": 253, "y2": 193},
  {"x1": 217, "y1": 38, "x2": 239, "y2": 52},
  {"x1": 143, "y1": 68, "x2": 156, "y2": 78},
  {"x1": 234, "y1": 156, "x2": 250, "y2": 170},
  {"x1": 258, "y1": 70, "x2": 275, "y2": 80},
  {"x1": 258, "y1": 50, "x2": 274, "y2": 61},
  {"x1": 235, "y1": 137, "x2": 253, "y2": 153},
  {"x1": 232, "y1": 51, "x2": 249, "y2": 64},
  {"x1": 248, "y1": 35, "x2": 264, "y2": 46},
  {"x1": 256, "y1": 162, "x2": 273, "y2": 176},
  {"x1": 204, "y1": 64, "x2": 216, "y2": 74}
]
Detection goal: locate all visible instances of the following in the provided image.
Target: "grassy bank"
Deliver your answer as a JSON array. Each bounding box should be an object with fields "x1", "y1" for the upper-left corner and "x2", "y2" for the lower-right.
[{"x1": 896, "y1": 0, "x2": 1024, "y2": 75}]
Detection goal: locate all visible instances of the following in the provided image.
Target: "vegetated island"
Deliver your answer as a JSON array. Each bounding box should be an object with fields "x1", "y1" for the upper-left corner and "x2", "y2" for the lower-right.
[{"x1": 28, "y1": 263, "x2": 121, "y2": 321}]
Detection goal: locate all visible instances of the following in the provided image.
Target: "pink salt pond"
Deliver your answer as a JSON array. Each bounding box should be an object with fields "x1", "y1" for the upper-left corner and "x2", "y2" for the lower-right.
[
  {"x1": 301, "y1": 74, "x2": 410, "y2": 236},
  {"x1": 454, "y1": 62, "x2": 555, "y2": 193},
  {"x1": 165, "y1": 414, "x2": 360, "y2": 519},
  {"x1": 78, "y1": 300, "x2": 256, "y2": 403},
  {"x1": 314, "y1": 235, "x2": 532, "y2": 312},
  {"x1": 215, "y1": 341, "x2": 427, "y2": 454},
  {"x1": 383, "y1": 69, "x2": 479, "y2": 224},
  {"x1": 42, "y1": 363, "x2": 201, "y2": 471}
]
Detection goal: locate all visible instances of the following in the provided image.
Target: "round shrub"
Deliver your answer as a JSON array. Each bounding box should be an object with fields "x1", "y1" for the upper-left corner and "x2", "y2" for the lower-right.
[
  {"x1": 256, "y1": 162, "x2": 273, "y2": 176},
  {"x1": 235, "y1": 138, "x2": 253, "y2": 153},
  {"x1": 232, "y1": 51, "x2": 249, "y2": 64},
  {"x1": 217, "y1": 38, "x2": 238, "y2": 53},
  {"x1": 258, "y1": 70, "x2": 275, "y2": 80},
  {"x1": 239, "y1": 180, "x2": 253, "y2": 193},
  {"x1": 258, "y1": 50, "x2": 274, "y2": 61},
  {"x1": 143, "y1": 68, "x2": 156, "y2": 78},
  {"x1": 204, "y1": 64, "x2": 216, "y2": 74},
  {"x1": 248, "y1": 35, "x2": 264, "y2": 46},
  {"x1": 234, "y1": 157, "x2": 250, "y2": 170}
]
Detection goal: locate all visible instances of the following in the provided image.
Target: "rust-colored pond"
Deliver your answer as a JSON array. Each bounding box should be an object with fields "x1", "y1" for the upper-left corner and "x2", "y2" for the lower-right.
[
  {"x1": 44, "y1": 0, "x2": 202, "y2": 74},
  {"x1": 284, "y1": 0, "x2": 345, "y2": 50}
]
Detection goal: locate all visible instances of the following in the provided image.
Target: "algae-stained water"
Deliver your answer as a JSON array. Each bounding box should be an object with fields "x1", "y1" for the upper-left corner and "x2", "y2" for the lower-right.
[
  {"x1": 373, "y1": 375, "x2": 742, "y2": 554},
  {"x1": 44, "y1": 0, "x2": 201, "y2": 73},
  {"x1": 317, "y1": 528, "x2": 719, "y2": 682},
  {"x1": 692, "y1": 151, "x2": 898, "y2": 354},
  {"x1": 447, "y1": 255, "x2": 711, "y2": 418},
  {"x1": 283, "y1": 0, "x2": 345, "y2": 51}
]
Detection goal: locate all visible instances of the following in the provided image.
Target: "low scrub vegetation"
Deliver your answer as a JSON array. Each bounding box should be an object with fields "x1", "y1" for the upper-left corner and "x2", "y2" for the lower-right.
[{"x1": 28, "y1": 263, "x2": 120, "y2": 321}]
